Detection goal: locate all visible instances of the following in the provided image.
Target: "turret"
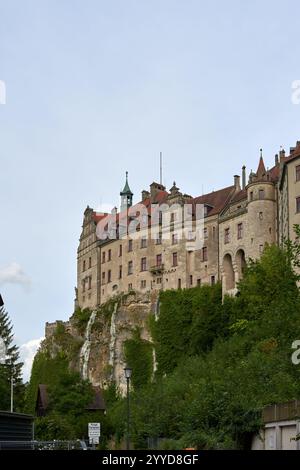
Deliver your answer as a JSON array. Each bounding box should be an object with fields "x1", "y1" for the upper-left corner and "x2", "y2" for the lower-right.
[
  {"x1": 246, "y1": 150, "x2": 276, "y2": 258},
  {"x1": 120, "y1": 171, "x2": 133, "y2": 212}
]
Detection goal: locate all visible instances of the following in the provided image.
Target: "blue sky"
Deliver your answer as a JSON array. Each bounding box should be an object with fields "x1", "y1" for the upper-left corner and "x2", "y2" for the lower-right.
[{"x1": 1, "y1": 0, "x2": 300, "y2": 379}]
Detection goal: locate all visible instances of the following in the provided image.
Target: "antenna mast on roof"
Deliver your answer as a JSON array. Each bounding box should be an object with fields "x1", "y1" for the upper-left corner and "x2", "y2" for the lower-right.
[{"x1": 160, "y1": 152, "x2": 163, "y2": 185}]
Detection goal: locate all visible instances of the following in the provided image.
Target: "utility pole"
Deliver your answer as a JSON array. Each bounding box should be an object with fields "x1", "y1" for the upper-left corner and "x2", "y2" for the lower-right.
[{"x1": 10, "y1": 363, "x2": 14, "y2": 413}]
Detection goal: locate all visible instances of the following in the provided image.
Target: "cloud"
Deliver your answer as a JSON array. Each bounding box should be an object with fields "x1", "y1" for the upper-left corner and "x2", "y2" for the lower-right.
[
  {"x1": 20, "y1": 337, "x2": 43, "y2": 382},
  {"x1": 0, "y1": 262, "x2": 31, "y2": 288}
]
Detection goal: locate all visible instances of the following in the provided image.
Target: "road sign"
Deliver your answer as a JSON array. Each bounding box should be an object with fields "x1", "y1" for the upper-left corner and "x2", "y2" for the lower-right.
[{"x1": 88, "y1": 422, "x2": 100, "y2": 439}]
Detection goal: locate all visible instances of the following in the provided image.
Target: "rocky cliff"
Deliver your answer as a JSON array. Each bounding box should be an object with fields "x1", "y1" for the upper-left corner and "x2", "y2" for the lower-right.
[{"x1": 44, "y1": 291, "x2": 159, "y2": 394}]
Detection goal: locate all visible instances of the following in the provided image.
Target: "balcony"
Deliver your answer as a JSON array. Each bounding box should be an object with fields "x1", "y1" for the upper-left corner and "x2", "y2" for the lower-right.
[{"x1": 150, "y1": 264, "x2": 164, "y2": 275}]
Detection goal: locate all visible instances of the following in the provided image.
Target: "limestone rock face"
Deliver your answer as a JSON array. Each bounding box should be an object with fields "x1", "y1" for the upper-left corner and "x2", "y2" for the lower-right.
[{"x1": 45, "y1": 291, "x2": 159, "y2": 395}]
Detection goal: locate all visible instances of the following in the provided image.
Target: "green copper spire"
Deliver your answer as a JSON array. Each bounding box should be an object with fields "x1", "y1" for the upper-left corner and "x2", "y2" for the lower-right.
[
  {"x1": 120, "y1": 171, "x2": 133, "y2": 211},
  {"x1": 121, "y1": 171, "x2": 133, "y2": 196}
]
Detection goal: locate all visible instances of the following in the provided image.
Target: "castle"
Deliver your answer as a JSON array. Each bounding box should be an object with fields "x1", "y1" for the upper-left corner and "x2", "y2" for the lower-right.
[{"x1": 75, "y1": 141, "x2": 300, "y2": 309}]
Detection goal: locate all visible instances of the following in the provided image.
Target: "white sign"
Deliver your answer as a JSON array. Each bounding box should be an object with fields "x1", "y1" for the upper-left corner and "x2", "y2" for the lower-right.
[
  {"x1": 89, "y1": 436, "x2": 99, "y2": 445},
  {"x1": 88, "y1": 422, "x2": 101, "y2": 438}
]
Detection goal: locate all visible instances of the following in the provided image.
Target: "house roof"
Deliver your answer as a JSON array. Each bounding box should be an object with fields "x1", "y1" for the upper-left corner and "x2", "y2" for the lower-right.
[
  {"x1": 35, "y1": 384, "x2": 106, "y2": 413},
  {"x1": 193, "y1": 185, "x2": 235, "y2": 216}
]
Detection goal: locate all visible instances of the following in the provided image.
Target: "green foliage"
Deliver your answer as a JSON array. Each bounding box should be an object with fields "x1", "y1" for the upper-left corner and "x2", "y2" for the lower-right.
[
  {"x1": 72, "y1": 308, "x2": 91, "y2": 335},
  {"x1": 52, "y1": 322, "x2": 83, "y2": 359},
  {"x1": 109, "y1": 237, "x2": 300, "y2": 449},
  {"x1": 25, "y1": 348, "x2": 99, "y2": 441},
  {"x1": 124, "y1": 328, "x2": 153, "y2": 389},
  {"x1": 151, "y1": 283, "x2": 226, "y2": 375}
]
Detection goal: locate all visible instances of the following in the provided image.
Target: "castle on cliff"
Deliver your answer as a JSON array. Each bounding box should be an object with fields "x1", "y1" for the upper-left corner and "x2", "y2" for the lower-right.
[{"x1": 75, "y1": 141, "x2": 300, "y2": 310}]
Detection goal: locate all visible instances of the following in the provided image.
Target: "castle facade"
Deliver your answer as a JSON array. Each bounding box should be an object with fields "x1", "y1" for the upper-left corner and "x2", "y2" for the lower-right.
[{"x1": 76, "y1": 141, "x2": 300, "y2": 309}]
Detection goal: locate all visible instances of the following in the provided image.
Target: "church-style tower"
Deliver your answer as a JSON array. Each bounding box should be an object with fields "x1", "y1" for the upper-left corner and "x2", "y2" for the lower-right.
[{"x1": 120, "y1": 171, "x2": 133, "y2": 212}]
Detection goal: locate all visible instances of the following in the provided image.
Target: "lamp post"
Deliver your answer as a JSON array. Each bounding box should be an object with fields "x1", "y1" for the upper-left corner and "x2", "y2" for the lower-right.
[{"x1": 124, "y1": 366, "x2": 132, "y2": 450}]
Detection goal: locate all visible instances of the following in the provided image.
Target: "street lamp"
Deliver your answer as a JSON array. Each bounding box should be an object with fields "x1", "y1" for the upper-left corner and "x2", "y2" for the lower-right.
[{"x1": 124, "y1": 366, "x2": 132, "y2": 450}]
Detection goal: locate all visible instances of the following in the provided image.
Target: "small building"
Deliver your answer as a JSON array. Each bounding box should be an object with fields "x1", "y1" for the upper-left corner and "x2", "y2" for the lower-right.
[
  {"x1": 252, "y1": 400, "x2": 300, "y2": 450},
  {"x1": 0, "y1": 411, "x2": 34, "y2": 448},
  {"x1": 35, "y1": 384, "x2": 106, "y2": 416}
]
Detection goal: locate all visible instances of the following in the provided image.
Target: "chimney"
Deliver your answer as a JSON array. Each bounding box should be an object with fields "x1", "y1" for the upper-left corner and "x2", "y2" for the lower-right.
[
  {"x1": 279, "y1": 149, "x2": 286, "y2": 162},
  {"x1": 141, "y1": 190, "x2": 150, "y2": 201},
  {"x1": 275, "y1": 154, "x2": 279, "y2": 166},
  {"x1": 242, "y1": 166, "x2": 246, "y2": 190},
  {"x1": 234, "y1": 175, "x2": 241, "y2": 191},
  {"x1": 150, "y1": 182, "x2": 166, "y2": 202}
]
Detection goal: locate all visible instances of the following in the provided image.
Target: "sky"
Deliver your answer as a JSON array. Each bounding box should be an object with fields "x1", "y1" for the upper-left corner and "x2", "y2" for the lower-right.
[{"x1": 1, "y1": 0, "x2": 300, "y2": 380}]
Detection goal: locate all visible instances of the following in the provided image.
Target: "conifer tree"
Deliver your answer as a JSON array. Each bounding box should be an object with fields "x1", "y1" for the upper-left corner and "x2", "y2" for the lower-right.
[{"x1": 0, "y1": 306, "x2": 24, "y2": 411}]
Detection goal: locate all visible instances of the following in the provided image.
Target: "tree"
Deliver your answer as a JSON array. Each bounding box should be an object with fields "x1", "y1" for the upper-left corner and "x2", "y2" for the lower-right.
[{"x1": 0, "y1": 306, "x2": 24, "y2": 411}]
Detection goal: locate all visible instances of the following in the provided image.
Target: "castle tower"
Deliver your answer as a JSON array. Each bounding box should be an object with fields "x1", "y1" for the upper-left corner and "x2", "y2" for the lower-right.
[
  {"x1": 120, "y1": 171, "x2": 133, "y2": 212},
  {"x1": 246, "y1": 150, "x2": 276, "y2": 259}
]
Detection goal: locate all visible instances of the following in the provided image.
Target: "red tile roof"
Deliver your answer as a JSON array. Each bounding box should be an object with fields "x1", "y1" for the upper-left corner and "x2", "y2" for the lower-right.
[
  {"x1": 256, "y1": 156, "x2": 267, "y2": 178},
  {"x1": 230, "y1": 189, "x2": 247, "y2": 203},
  {"x1": 193, "y1": 185, "x2": 235, "y2": 216}
]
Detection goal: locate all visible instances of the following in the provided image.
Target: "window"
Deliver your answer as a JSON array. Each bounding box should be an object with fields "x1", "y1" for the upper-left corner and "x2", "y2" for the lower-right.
[
  {"x1": 237, "y1": 223, "x2": 243, "y2": 239},
  {"x1": 119, "y1": 265, "x2": 122, "y2": 279},
  {"x1": 172, "y1": 252, "x2": 178, "y2": 267},
  {"x1": 102, "y1": 252, "x2": 106, "y2": 263},
  {"x1": 141, "y1": 236, "x2": 147, "y2": 248},
  {"x1": 259, "y1": 244, "x2": 264, "y2": 254},
  {"x1": 172, "y1": 233, "x2": 178, "y2": 245},
  {"x1": 102, "y1": 271, "x2": 105, "y2": 284},
  {"x1": 157, "y1": 278, "x2": 162, "y2": 284},
  {"x1": 178, "y1": 278, "x2": 181, "y2": 289},
  {"x1": 297, "y1": 197, "x2": 300, "y2": 213},
  {"x1": 128, "y1": 283, "x2": 132, "y2": 291},
  {"x1": 296, "y1": 165, "x2": 300, "y2": 182},
  {"x1": 128, "y1": 261, "x2": 133, "y2": 275},
  {"x1": 108, "y1": 270, "x2": 111, "y2": 283},
  {"x1": 156, "y1": 233, "x2": 162, "y2": 245},
  {"x1": 224, "y1": 228, "x2": 230, "y2": 244},
  {"x1": 156, "y1": 254, "x2": 162, "y2": 267},
  {"x1": 170, "y1": 212, "x2": 176, "y2": 223},
  {"x1": 89, "y1": 257, "x2": 91, "y2": 269},
  {"x1": 212, "y1": 226, "x2": 216, "y2": 240},
  {"x1": 187, "y1": 231, "x2": 194, "y2": 241},
  {"x1": 202, "y1": 247, "x2": 208, "y2": 262},
  {"x1": 259, "y1": 189, "x2": 265, "y2": 200},
  {"x1": 108, "y1": 249, "x2": 111, "y2": 261},
  {"x1": 141, "y1": 280, "x2": 146, "y2": 289},
  {"x1": 83, "y1": 260, "x2": 86, "y2": 272},
  {"x1": 204, "y1": 227, "x2": 208, "y2": 239},
  {"x1": 250, "y1": 191, "x2": 253, "y2": 201},
  {"x1": 259, "y1": 212, "x2": 263, "y2": 220},
  {"x1": 141, "y1": 257, "x2": 147, "y2": 272},
  {"x1": 128, "y1": 239, "x2": 133, "y2": 252},
  {"x1": 211, "y1": 275, "x2": 215, "y2": 286},
  {"x1": 197, "y1": 278, "x2": 201, "y2": 287},
  {"x1": 190, "y1": 275, "x2": 193, "y2": 286},
  {"x1": 82, "y1": 279, "x2": 86, "y2": 293},
  {"x1": 119, "y1": 245, "x2": 122, "y2": 257},
  {"x1": 88, "y1": 276, "x2": 92, "y2": 290}
]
